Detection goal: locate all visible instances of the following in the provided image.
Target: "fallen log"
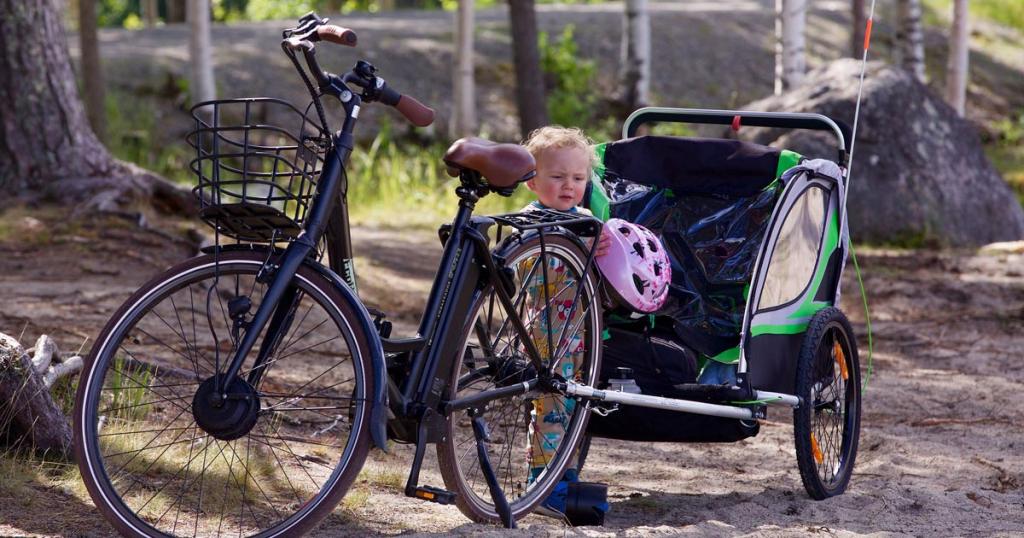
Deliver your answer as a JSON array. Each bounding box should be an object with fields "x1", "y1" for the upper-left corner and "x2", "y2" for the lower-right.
[{"x1": 0, "y1": 332, "x2": 83, "y2": 457}]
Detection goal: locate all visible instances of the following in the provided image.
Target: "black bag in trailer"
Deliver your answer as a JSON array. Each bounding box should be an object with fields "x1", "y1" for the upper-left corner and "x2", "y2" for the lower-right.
[{"x1": 586, "y1": 324, "x2": 759, "y2": 443}]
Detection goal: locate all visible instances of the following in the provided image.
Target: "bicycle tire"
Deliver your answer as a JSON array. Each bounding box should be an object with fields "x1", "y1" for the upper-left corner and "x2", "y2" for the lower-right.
[
  {"x1": 793, "y1": 306, "x2": 862, "y2": 500},
  {"x1": 437, "y1": 232, "x2": 602, "y2": 523},
  {"x1": 74, "y1": 251, "x2": 374, "y2": 537}
]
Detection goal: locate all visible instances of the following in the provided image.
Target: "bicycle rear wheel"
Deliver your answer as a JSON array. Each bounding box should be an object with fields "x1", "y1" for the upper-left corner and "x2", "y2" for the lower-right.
[
  {"x1": 74, "y1": 251, "x2": 374, "y2": 537},
  {"x1": 437, "y1": 232, "x2": 602, "y2": 523}
]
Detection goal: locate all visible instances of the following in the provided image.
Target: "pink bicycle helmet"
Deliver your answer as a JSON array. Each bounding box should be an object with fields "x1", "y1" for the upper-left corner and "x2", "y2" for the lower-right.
[{"x1": 596, "y1": 218, "x2": 671, "y2": 313}]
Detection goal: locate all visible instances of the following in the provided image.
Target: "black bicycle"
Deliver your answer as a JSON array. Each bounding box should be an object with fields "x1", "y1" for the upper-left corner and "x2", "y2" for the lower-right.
[{"x1": 74, "y1": 13, "x2": 603, "y2": 537}]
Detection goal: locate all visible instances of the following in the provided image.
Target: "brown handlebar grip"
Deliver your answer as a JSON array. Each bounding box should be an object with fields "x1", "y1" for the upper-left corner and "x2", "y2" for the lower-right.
[
  {"x1": 396, "y1": 95, "x2": 435, "y2": 127},
  {"x1": 316, "y1": 25, "x2": 357, "y2": 47}
]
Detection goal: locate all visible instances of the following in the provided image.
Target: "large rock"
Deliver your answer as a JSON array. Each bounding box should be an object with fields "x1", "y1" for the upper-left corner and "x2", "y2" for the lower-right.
[{"x1": 733, "y1": 59, "x2": 1024, "y2": 247}]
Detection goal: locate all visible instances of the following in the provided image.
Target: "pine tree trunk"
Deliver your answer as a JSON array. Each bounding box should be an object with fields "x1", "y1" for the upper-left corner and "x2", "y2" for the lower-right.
[
  {"x1": 166, "y1": 0, "x2": 186, "y2": 24},
  {"x1": 452, "y1": 0, "x2": 476, "y2": 138},
  {"x1": 945, "y1": 0, "x2": 969, "y2": 116},
  {"x1": 1, "y1": 0, "x2": 112, "y2": 193},
  {"x1": 79, "y1": 0, "x2": 106, "y2": 143},
  {"x1": 896, "y1": 0, "x2": 926, "y2": 84},
  {"x1": 774, "y1": 0, "x2": 807, "y2": 95},
  {"x1": 143, "y1": 0, "x2": 158, "y2": 27},
  {"x1": 0, "y1": 0, "x2": 195, "y2": 213},
  {"x1": 322, "y1": 0, "x2": 345, "y2": 14},
  {"x1": 620, "y1": 0, "x2": 650, "y2": 110},
  {"x1": 187, "y1": 0, "x2": 215, "y2": 106},
  {"x1": 0, "y1": 333, "x2": 73, "y2": 457},
  {"x1": 508, "y1": 0, "x2": 548, "y2": 139},
  {"x1": 851, "y1": 0, "x2": 865, "y2": 58}
]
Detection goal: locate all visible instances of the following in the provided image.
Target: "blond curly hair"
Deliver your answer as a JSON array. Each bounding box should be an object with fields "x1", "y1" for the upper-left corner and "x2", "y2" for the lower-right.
[{"x1": 522, "y1": 126, "x2": 597, "y2": 168}]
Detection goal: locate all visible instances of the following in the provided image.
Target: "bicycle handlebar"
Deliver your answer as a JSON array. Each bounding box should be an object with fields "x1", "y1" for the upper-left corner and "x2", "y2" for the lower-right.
[
  {"x1": 316, "y1": 24, "x2": 357, "y2": 47},
  {"x1": 392, "y1": 93, "x2": 435, "y2": 127},
  {"x1": 282, "y1": 16, "x2": 434, "y2": 128}
]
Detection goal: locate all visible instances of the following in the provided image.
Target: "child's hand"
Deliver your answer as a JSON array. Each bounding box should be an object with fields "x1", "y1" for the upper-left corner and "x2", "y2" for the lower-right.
[{"x1": 595, "y1": 227, "x2": 611, "y2": 257}]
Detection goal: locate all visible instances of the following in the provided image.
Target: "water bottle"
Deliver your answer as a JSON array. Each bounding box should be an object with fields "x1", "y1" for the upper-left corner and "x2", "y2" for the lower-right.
[{"x1": 607, "y1": 367, "x2": 642, "y2": 394}]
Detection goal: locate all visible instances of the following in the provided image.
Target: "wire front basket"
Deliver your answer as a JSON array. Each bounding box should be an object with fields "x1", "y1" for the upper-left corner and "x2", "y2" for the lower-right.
[{"x1": 188, "y1": 98, "x2": 330, "y2": 242}]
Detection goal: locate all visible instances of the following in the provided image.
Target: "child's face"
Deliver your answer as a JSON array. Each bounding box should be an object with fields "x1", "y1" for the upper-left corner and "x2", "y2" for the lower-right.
[{"x1": 527, "y1": 146, "x2": 591, "y2": 211}]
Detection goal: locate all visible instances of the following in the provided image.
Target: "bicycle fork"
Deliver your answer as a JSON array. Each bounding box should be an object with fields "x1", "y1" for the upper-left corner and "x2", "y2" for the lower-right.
[{"x1": 220, "y1": 235, "x2": 317, "y2": 392}]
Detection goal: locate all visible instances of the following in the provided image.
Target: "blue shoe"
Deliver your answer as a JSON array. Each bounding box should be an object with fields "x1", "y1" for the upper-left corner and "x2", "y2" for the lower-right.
[
  {"x1": 532, "y1": 468, "x2": 610, "y2": 525},
  {"x1": 538, "y1": 467, "x2": 578, "y2": 515}
]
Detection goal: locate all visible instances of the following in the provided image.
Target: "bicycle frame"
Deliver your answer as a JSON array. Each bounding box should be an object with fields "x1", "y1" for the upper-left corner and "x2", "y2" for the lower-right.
[{"x1": 208, "y1": 24, "x2": 604, "y2": 527}]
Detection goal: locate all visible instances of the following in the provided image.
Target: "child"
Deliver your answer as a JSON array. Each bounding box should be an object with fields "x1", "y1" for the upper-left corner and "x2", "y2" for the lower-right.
[
  {"x1": 519, "y1": 126, "x2": 608, "y2": 517},
  {"x1": 522, "y1": 126, "x2": 599, "y2": 215}
]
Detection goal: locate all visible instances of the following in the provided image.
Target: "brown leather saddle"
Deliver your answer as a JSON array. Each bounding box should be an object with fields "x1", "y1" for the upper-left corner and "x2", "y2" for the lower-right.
[{"x1": 443, "y1": 137, "x2": 536, "y2": 189}]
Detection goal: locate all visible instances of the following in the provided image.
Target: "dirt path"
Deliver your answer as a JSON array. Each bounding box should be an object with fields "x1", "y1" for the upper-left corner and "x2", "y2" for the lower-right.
[{"x1": 1, "y1": 211, "x2": 1023, "y2": 537}]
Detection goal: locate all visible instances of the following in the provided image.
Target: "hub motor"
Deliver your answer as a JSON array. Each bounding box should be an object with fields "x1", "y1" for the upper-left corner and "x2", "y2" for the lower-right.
[{"x1": 192, "y1": 375, "x2": 261, "y2": 441}]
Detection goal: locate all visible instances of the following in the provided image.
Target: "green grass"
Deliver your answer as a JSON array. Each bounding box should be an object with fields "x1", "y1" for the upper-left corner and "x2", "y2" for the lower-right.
[
  {"x1": 346, "y1": 126, "x2": 534, "y2": 228},
  {"x1": 0, "y1": 448, "x2": 79, "y2": 505}
]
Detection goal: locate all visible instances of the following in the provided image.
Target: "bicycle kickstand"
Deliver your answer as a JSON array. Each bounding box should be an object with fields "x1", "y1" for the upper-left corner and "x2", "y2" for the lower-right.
[{"x1": 470, "y1": 408, "x2": 516, "y2": 529}]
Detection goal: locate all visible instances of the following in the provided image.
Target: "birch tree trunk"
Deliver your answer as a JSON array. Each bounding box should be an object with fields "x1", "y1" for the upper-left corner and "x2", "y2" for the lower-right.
[
  {"x1": 896, "y1": 0, "x2": 926, "y2": 83},
  {"x1": 79, "y1": 0, "x2": 106, "y2": 143},
  {"x1": 774, "y1": 0, "x2": 807, "y2": 95},
  {"x1": 945, "y1": 0, "x2": 969, "y2": 116},
  {"x1": 851, "y1": 0, "x2": 865, "y2": 58},
  {"x1": 620, "y1": 0, "x2": 650, "y2": 110},
  {"x1": 187, "y1": 0, "x2": 216, "y2": 106},
  {"x1": 452, "y1": 0, "x2": 476, "y2": 138},
  {"x1": 508, "y1": 0, "x2": 548, "y2": 139}
]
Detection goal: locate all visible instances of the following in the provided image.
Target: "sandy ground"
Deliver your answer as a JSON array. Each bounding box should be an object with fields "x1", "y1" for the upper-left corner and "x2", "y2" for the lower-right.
[{"x1": 1, "y1": 210, "x2": 1022, "y2": 537}]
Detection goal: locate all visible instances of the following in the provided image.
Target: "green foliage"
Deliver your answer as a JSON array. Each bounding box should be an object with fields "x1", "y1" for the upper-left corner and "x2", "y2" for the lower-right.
[
  {"x1": 922, "y1": 0, "x2": 1024, "y2": 31},
  {"x1": 971, "y1": 0, "x2": 1024, "y2": 31},
  {"x1": 995, "y1": 111, "x2": 1024, "y2": 147},
  {"x1": 645, "y1": 122, "x2": 697, "y2": 138},
  {"x1": 986, "y1": 111, "x2": 1024, "y2": 208},
  {"x1": 538, "y1": 25, "x2": 598, "y2": 130},
  {"x1": 97, "y1": 0, "x2": 139, "y2": 27},
  {"x1": 243, "y1": 0, "x2": 316, "y2": 21},
  {"x1": 104, "y1": 90, "x2": 193, "y2": 186}
]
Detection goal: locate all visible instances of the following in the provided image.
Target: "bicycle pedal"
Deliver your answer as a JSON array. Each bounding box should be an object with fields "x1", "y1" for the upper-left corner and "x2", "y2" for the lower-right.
[{"x1": 409, "y1": 485, "x2": 456, "y2": 505}]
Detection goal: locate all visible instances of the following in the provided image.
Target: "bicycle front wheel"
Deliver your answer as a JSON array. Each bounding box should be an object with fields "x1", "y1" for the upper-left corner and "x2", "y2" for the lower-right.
[
  {"x1": 437, "y1": 232, "x2": 602, "y2": 523},
  {"x1": 74, "y1": 251, "x2": 374, "y2": 537}
]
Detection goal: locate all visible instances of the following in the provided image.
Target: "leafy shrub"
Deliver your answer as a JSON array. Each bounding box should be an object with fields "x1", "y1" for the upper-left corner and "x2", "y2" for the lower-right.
[{"x1": 539, "y1": 25, "x2": 598, "y2": 129}]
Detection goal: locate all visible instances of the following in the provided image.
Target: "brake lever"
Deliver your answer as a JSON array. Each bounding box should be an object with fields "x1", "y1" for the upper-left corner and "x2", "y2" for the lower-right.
[{"x1": 282, "y1": 12, "x2": 328, "y2": 39}]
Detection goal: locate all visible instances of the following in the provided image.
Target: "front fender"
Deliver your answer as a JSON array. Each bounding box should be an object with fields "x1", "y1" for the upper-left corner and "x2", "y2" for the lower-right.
[{"x1": 305, "y1": 261, "x2": 389, "y2": 452}]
